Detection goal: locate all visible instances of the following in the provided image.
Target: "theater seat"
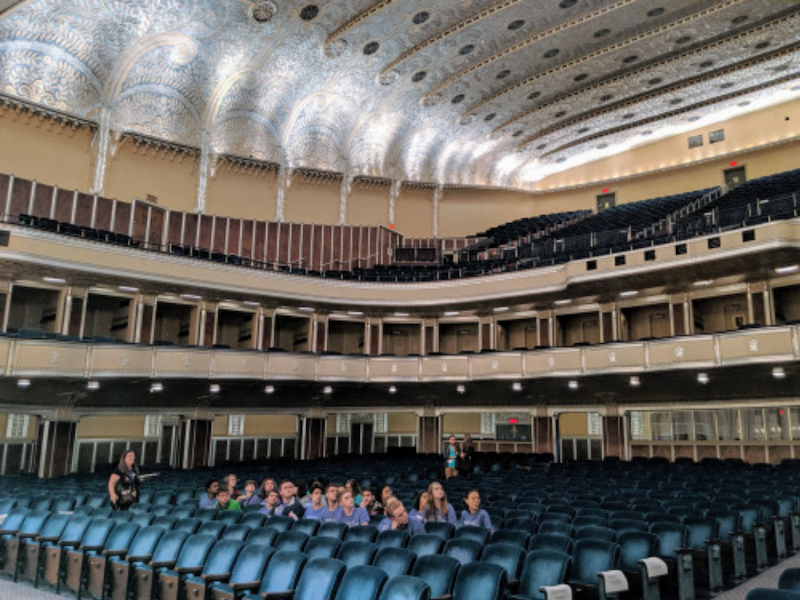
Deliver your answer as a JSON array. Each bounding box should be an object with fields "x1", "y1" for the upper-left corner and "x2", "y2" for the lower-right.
[
  {"x1": 333, "y1": 564, "x2": 389, "y2": 600},
  {"x1": 242, "y1": 550, "x2": 306, "y2": 600},
  {"x1": 378, "y1": 575, "x2": 431, "y2": 600},
  {"x1": 508, "y1": 549, "x2": 571, "y2": 600},
  {"x1": 372, "y1": 547, "x2": 416, "y2": 578},
  {"x1": 452, "y1": 562, "x2": 507, "y2": 600},
  {"x1": 207, "y1": 544, "x2": 273, "y2": 600},
  {"x1": 412, "y1": 554, "x2": 460, "y2": 600},
  {"x1": 292, "y1": 557, "x2": 346, "y2": 600}
]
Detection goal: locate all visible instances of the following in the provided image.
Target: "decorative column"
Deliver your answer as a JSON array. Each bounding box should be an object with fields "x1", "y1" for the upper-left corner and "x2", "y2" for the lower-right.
[
  {"x1": 90, "y1": 107, "x2": 113, "y2": 196},
  {"x1": 432, "y1": 184, "x2": 443, "y2": 238},
  {"x1": 36, "y1": 414, "x2": 79, "y2": 478},
  {"x1": 276, "y1": 164, "x2": 291, "y2": 223},
  {"x1": 389, "y1": 180, "x2": 401, "y2": 229},
  {"x1": 300, "y1": 412, "x2": 327, "y2": 460},
  {"x1": 416, "y1": 404, "x2": 441, "y2": 454},
  {"x1": 601, "y1": 400, "x2": 625, "y2": 459},
  {"x1": 339, "y1": 173, "x2": 352, "y2": 226},
  {"x1": 195, "y1": 132, "x2": 211, "y2": 214},
  {"x1": 181, "y1": 417, "x2": 213, "y2": 469}
]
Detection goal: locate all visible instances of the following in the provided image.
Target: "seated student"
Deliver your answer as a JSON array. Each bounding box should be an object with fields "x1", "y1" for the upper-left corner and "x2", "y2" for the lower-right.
[
  {"x1": 320, "y1": 483, "x2": 343, "y2": 523},
  {"x1": 223, "y1": 474, "x2": 242, "y2": 500},
  {"x1": 303, "y1": 482, "x2": 327, "y2": 520},
  {"x1": 198, "y1": 479, "x2": 219, "y2": 509},
  {"x1": 460, "y1": 489, "x2": 493, "y2": 532},
  {"x1": 259, "y1": 490, "x2": 281, "y2": 516},
  {"x1": 214, "y1": 487, "x2": 242, "y2": 512},
  {"x1": 408, "y1": 491, "x2": 428, "y2": 526},
  {"x1": 346, "y1": 479, "x2": 363, "y2": 505},
  {"x1": 337, "y1": 490, "x2": 370, "y2": 527},
  {"x1": 360, "y1": 488, "x2": 382, "y2": 516},
  {"x1": 239, "y1": 479, "x2": 262, "y2": 506},
  {"x1": 274, "y1": 479, "x2": 304, "y2": 520},
  {"x1": 378, "y1": 497, "x2": 425, "y2": 536},
  {"x1": 258, "y1": 477, "x2": 277, "y2": 500},
  {"x1": 423, "y1": 481, "x2": 457, "y2": 525},
  {"x1": 377, "y1": 484, "x2": 394, "y2": 511}
]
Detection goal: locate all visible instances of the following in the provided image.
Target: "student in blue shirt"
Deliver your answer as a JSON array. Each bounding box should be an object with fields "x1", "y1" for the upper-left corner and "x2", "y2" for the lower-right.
[
  {"x1": 408, "y1": 491, "x2": 427, "y2": 526},
  {"x1": 460, "y1": 489, "x2": 493, "y2": 532},
  {"x1": 320, "y1": 483, "x2": 343, "y2": 523},
  {"x1": 424, "y1": 481, "x2": 458, "y2": 525},
  {"x1": 258, "y1": 490, "x2": 281, "y2": 516},
  {"x1": 378, "y1": 497, "x2": 425, "y2": 536},
  {"x1": 197, "y1": 479, "x2": 219, "y2": 509},
  {"x1": 337, "y1": 490, "x2": 370, "y2": 527},
  {"x1": 304, "y1": 483, "x2": 328, "y2": 520}
]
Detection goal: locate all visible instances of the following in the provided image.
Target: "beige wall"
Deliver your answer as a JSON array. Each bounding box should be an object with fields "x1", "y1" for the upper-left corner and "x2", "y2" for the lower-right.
[
  {"x1": 243, "y1": 414, "x2": 298, "y2": 436},
  {"x1": 559, "y1": 412, "x2": 589, "y2": 436},
  {"x1": 0, "y1": 413, "x2": 38, "y2": 441},
  {"x1": 388, "y1": 412, "x2": 417, "y2": 434},
  {"x1": 3, "y1": 96, "x2": 799, "y2": 239},
  {"x1": 442, "y1": 413, "x2": 481, "y2": 436},
  {"x1": 77, "y1": 415, "x2": 146, "y2": 439},
  {"x1": 104, "y1": 141, "x2": 197, "y2": 212}
]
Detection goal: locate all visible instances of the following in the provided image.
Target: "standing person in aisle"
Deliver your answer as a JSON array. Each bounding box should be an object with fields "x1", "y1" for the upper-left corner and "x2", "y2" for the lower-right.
[{"x1": 443, "y1": 435, "x2": 461, "y2": 479}]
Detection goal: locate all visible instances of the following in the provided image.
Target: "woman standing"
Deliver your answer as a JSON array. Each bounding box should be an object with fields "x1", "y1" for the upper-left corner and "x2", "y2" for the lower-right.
[
  {"x1": 459, "y1": 434, "x2": 475, "y2": 476},
  {"x1": 108, "y1": 450, "x2": 140, "y2": 510},
  {"x1": 443, "y1": 435, "x2": 461, "y2": 479}
]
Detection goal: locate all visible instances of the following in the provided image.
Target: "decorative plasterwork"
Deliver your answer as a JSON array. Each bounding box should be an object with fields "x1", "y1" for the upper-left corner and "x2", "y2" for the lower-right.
[{"x1": 0, "y1": 0, "x2": 798, "y2": 191}]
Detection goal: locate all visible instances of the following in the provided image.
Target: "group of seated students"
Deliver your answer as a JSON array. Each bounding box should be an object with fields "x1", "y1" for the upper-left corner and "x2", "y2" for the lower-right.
[{"x1": 196, "y1": 473, "x2": 493, "y2": 535}]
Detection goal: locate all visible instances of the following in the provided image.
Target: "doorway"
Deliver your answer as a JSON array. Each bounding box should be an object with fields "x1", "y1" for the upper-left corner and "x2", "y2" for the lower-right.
[
  {"x1": 350, "y1": 422, "x2": 374, "y2": 455},
  {"x1": 724, "y1": 166, "x2": 746, "y2": 189}
]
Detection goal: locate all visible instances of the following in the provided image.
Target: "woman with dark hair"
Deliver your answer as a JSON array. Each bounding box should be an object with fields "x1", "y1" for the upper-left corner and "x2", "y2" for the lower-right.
[
  {"x1": 423, "y1": 481, "x2": 457, "y2": 525},
  {"x1": 345, "y1": 478, "x2": 363, "y2": 505},
  {"x1": 459, "y1": 434, "x2": 475, "y2": 475},
  {"x1": 108, "y1": 449, "x2": 140, "y2": 510}
]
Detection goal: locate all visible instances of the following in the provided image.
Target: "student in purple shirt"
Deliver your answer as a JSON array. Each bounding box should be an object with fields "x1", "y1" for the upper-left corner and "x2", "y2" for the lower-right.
[
  {"x1": 423, "y1": 481, "x2": 458, "y2": 525},
  {"x1": 378, "y1": 497, "x2": 425, "y2": 536},
  {"x1": 259, "y1": 490, "x2": 281, "y2": 516},
  {"x1": 274, "y1": 479, "x2": 305, "y2": 520},
  {"x1": 460, "y1": 489, "x2": 493, "y2": 532},
  {"x1": 320, "y1": 483, "x2": 343, "y2": 523},
  {"x1": 337, "y1": 490, "x2": 370, "y2": 527},
  {"x1": 239, "y1": 480, "x2": 262, "y2": 507},
  {"x1": 197, "y1": 479, "x2": 219, "y2": 509},
  {"x1": 304, "y1": 483, "x2": 328, "y2": 521}
]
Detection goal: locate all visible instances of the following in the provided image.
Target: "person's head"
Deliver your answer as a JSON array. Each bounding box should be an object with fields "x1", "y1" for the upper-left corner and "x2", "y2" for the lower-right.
[
  {"x1": 279, "y1": 479, "x2": 295, "y2": 502},
  {"x1": 309, "y1": 483, "x2": 324, "y2": 506},
  {"x1": 346, "y1": 479, "x2": 362, "y2": 496},
  {"x1": 361, "y1": 488, "x2": 375, "y2": 505},
  {"x1": 260, "y1": 478, "x2": 276, "y2": 496},
  {"x1": 225, "y1": 474, "x2": 238, "y2": 490},
  {"x1": 244, "y1": 480, "x2": 257, "y2": 496},
  {"x1": 414, "y1": 491, "x2": 428, "y2": 511},
  {"x1": 338, "y1": 489, "x2": 354, "y2": 510},
  {"x1": 216, "y1": 487, "x2": 230, "y2": 506},
  {"x1": 118, "y1": 450, "x2": 137, "y2": 473},
  {"x1": 426, "y1": 481, "x2": 448, "y2": 515},
  {"x1": 325, "y1": 483, "x2": 340, "y2": 504},
  {"x1": 385, "y1": 498, "x2": 408, "y2": 525},
  {"x1": 465, "y1": 489, "x2": 481, "y2": 513},
  {"x1": 378, "y1": 485, "x2": 393, "y2": 503},
  {"x1": 265, "y1": 490, "x2": 280, "y2": 507},
  {"x1": 464, "y1": 434, "x2": 472, "y2": 446},
  {"x1": 449, "y1": 435, "x2": 456, "y2": 446},
  {"x1": 206, "y1": 479, "x2": 219, "y2": 498}
]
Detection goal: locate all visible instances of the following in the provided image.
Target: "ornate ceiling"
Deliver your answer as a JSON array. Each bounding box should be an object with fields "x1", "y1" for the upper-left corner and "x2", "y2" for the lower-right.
[{"x1": 0, "y1": 0, "x2": 798, "y2": 191}]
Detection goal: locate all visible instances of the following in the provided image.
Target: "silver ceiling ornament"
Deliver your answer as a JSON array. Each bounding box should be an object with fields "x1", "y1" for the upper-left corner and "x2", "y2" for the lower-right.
[{"x1": 250, "y1": 0, "x2": 278, "y2": 23}]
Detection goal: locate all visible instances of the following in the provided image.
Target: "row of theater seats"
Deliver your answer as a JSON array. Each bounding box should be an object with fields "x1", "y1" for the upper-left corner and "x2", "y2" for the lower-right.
[
  {"x1": 748, "y1": 567, "x2": 800, "y2": 600},
  {"x1": 465, "y1": 210, "x2": 590, "y2": 253}
]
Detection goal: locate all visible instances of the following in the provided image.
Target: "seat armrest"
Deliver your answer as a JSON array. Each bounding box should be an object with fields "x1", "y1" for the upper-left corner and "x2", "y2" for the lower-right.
[
  {"x1": 639, "y1": 557, "x2": 669, "y2": 579},
  {"x1": 230, "y1": 581, "x2": 261, "y2": 592},
  {"x1": 0, "y1": 529, "x2": 19, "y2": 535},
  {"x1": 176, "y1": 566, "x2": 203, "y2": 575},
  {"x1": 598, "y1": 570, "x2": 628, "y2": 595},
  {"x1": 17, "y1": 532, "x2": 39, "y2": 539},
  {"x1": 262, "y1": 591, "x2": 295, "y2": 600},
  {"x1": 82, "y1": 544, "x2": 104, "y2": 552},
  {"x1": 432, "y1": 595, "x2": 453, "y2": 600},
  {"x1": 104, "y1": 548, "x2": 128, "y2": 557},
  {"x1": 126, "y1": 554, "x2": 153, "y2": 564},
  {"x1": 59, "y1": 540, "x2": 81, "y2": 547},
  {"x1": 202, "y1": 573, "x2": 231, "y2": 583},
  {"x1": 151, "y1": 560, "x2": 177, "y2": 569},
  {"x1": 540, "y1": 584, "x2": 573, "y2": 600},
  {"x1": 37, "y1": 535, "x2": 61, "y2": 542}
]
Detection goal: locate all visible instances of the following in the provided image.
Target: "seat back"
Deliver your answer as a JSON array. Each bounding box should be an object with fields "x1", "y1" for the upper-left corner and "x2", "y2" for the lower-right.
[
  {"x1": 424, "y1": 522, "x2": 454, "y2": 540},
  {"x1": 345, "y1": 525, "x2": 379, "y2": 543},
  {"x1": 649, "y1": 522, "x2": 688, "y2": 559},
  {"x1": 220, "y1": 524, "x2": 251, "y2": 541},
  {"x1": 151, "y1": 516, "x2": 179, "y2": 530},
  {"x1": 517, "y1": 550, "x2": 571, "y2": 600},
  {"x1": 58, "y1": 514, "x2": 93, "y2": 545},
  {"x1": 245, "y1": 527, "x2": 277, "y2": 547},
  {"x1": 80, "y1": 518, "x2": 116, "y2": 550},
  {"x1": 103, "y1": 522, "x2": 141, "y2": 554},
  {"x1": 378, "y1": 575, "x2": 431, "y2": 600},
  {"x1": 0, "y1": 509, "x2": 30, "y2": 534},
  {"x1": 258, "y1": 550, "x2": 307, "y2": 595},
  {"x1": 292, "y1": 557, "x2": 346, "y2": 600},
  {"x1": 407, "y1": 534, "x2": 444, "y2": 557},
  {"x1": 148, "y1": 530, "x2": 189, "y2": 565},
  {"x1": 274, "y1": 530, "x2": 309, "y2": 552},
  {"x1": 337, "y1": 541, "x2": 378, "y2": 568},
  {"x1": 576, "y1": 526, "x2": 615, "y2": 542},
  {"x1": 779, "y1": 567, "x2": 800, "y2": 591},
  {"x1": 376, "y1": 530, "x2": 409, "y2": 549},
  {"x1": 528, "y1": 533, "x2": 572, "y2": 554},
  {"x1": 175, "y1": 534, "x2": 216, "y2": 569},
  {"x1": 451, "y1": 562, "x2": 507, "y2": 600},
  {"x1": 454, "y1": 527, "x2": 490, "y2": 545},
  {"x1": 372, "y1": 547, "x2": 416, "y2": 578},
  {"x1": 214, "y1": 511, "x2": 242, "y2": 524},
  {"x1": 479, "y1": 543, "x2": 526, "y2": 583},
  {"x1": 569, "y1": 539, "x2": 620, "y2": 587},
  {"x1": 200, "y1": 539, "x2": 243, "y2": 577},
  {"x1": 443, "y1": 539, "x2": 482, "y2": 566},
  {"x1": 538, "y1": 522, "x2": 573, "y2": 537},
  {"x1": 126, "y1": 526, "x2": 165, "y2": 561},
  {"x1": 305, "y1": 536, "x2": 341, "y2": 559},
  {"x1": 744, "y1": 590, "x2": 800, "y2": 600},
  {"x1": 169, "y1": 507, "x2": 194, "y2": 519},
  {"x1": 130, "y1": 513, "x2": 156, "y2": 528},
  {"x1": 317, "y1": 522, "x2": 348, "y2": 540},
  {"x1": 38, "y1": 512, "x2": 71, "y2": 541},
  {"x1": 264, "y1": 515, "x2": 294, "y2": 532},
  {"x1": 617, "y1": 531, "x2": 658, "y2": 572},
  {"x1": 240, "y1": 513, "x2": 267, "y2": 529},
  {"x1": 683, "y1": 517, "x2": 718, "y2": 550},
  {"x1": 489, "y1": 529, "x2": 530, "y2": 548},
  {"x1": 197, "y1": 521, "x2": 226, "y2": 537},
  {"x1": 334, "y1": 565, "x2": 389, "y2": 600},
  {"x1": 228, "y1": 543, "x2": 273, "y2": 585},
  {"x1": 17, "y1": 511, "x2": 51, "y2": 537},
  {"x1": 292, "y1": 519, "x2": 321, "y2": 537},
  {"x1": 411, "y1": 554, "x2": 460, "y2": 598}
]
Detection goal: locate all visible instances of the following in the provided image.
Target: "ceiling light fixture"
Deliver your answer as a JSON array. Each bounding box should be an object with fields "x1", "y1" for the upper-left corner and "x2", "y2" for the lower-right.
[
  {"x1": 209, "y1": 384, "x2": 220, "y2": 394},
  {"x1": 456, "y1": 384, "x2": 466, "y2": 394},
  {"x1": 494, "y1": 307, "x2": 510, "y2": 312},
  {"x1": 444, "y1": 311, "x2": 460, "y2": 316},
  {"x1": 629, "y1": 376, "x2": 640, "y2": 387},
  {"x1": 619, "y1": 290, "x2": 639, "y2": 297},
  {"x1": 512, "y1": 382, "x2": 523, "y2": 392},
  {"x1": 299, "y1": 306, "x2": 315, "y2": 312},
  {"x1": 775, "y1": 265, "x2": 799, "y2": 274},
  {"x1": 43, "y1": 276, "x2": 66, "y2": 284},
  {"x1": 119, "y1": 286, "x2": 139, "y2": 293},
  {"x1": 181, "y1": 293, "x2": 201, "y2": 300},
  {"x1": 150, "y1": 382, "x2": 164, "y2": 393},
  {"x1": 388, "y1": 385, "x2": 397, "y2": 394},
  {"x1": 697, "y1": 373, "x2": 709, "y2": 384},
  {"x1": 693, "y1": 280, "x2": 714, "y2": 286},
  {"x1": 17, "y1": 378, "x2": 31, "y2": 389},
  {"x1": 86, "y1": 380, "x2": 100, "y2": 391},
  {"x1": 394, "y1": 312, "x2": 410, "y2": 317},
  {"x1": 265, "y1": 385, "x2": 275, "y2": 394},
  {"x1": 555, "y1": 299, "x2": 572, "y2": 305},
  {"x1": 347, "y1": 311, "x2": 364, "y2": 316},
  {"x1": 243, "y1": 301, "x2": 260, "y2": 307},
  {"x1": 568, "y1": 380, "x2": 579, "y2": 390},
  {"x1": 773, "y1": 367, "x2": 786, "y2": 379},
  {"x1": 322, "y1": 385, "x2": 333, "y2": 395}
]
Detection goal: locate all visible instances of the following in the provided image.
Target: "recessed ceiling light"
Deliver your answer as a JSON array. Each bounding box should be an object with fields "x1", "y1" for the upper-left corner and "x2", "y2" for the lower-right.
[
  {"x1": 697, "y1": 373, "x2": 709, "y2": 385},
  {"x1": 150, "y1": 382, "x2": 164, "y2": 393},
  {"x1": 693, "y1": 280, "x2": 714, "y2": 286},
  {"x1": 775, "y1": 265, "x2": 798, "y2": 274},
  {"x1": 119, "y1": 286, "x2": 139, "y2": 293},
  {"x1": 444, "y1": 311, "x2": 460, "y2": 316},
  {"x1": 555, "y1": 299, "x2": 572, "y2": 305},
  {"x1": 209, "y1": 384, "x2": 220, "y2": 394},
  {"x1": 629, "y1": 376, "x2": 640, "y2": 387},
  {"x1": 87, "y1": 380, "x2": 100, "y2": 391},
  {"x1": 323, "y1": 386, "x2": 333, "y2": 395},
  {"x1": 243, "y1": 301, "x2": 260, "y2": 307},
  {"x1": 181, "y1": 294, "x2": 201, "y2": 300},
  {"x1": 568, "y1": 380, "x2": 579, "y2": 390},
  {"x1": 773, "y1": 367, "x2": 786, "y2": 380},
  {"x1": 494, "y1": 307, "x2": 509, "y2": 312},
  {"x1": 620, "y1": 290, "x2": 639, "y2": 297},
  {"x1": 43, "y1": 277, "x2": 66, "y2": 284},
  {"x1": 456, "y1": 385, "x2": 466, "y2": 394},
  {"x1": 299, "y1": 306, "x2": 315, "y2": 312},
  {"x1": 265, "y1": 385, "x2": 275, "y2": 394},
  {"x1": 388, "y1": 385, "x2": 397, "y2": 394},
  {"x1": 512, "y1": 382, "x2": 523, "y2": 392},
  {"x1": 394, "y1": 312, "x2": 410, "y2": 317},
  {"x1": 347, "y1": 311, "x2": 364, "y2": 316},
  {"x1": 17, "y1": 378, "x2": 31, "y2": 389}
]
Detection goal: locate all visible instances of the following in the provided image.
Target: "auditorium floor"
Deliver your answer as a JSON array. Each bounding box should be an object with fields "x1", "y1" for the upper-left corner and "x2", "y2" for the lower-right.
[{"x1": 2, "y1": 552, "x2": 800, "y2": 600}]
